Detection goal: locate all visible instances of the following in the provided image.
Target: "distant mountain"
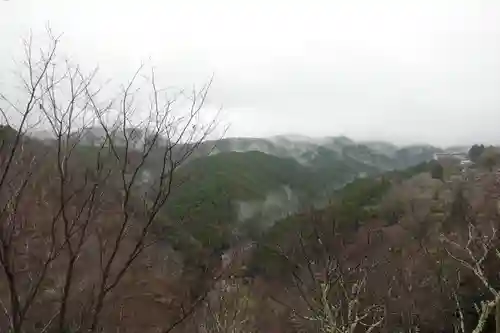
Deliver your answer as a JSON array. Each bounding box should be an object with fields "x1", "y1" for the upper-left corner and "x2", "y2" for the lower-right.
[
  {"x1": 28, "y1": 130, "x2": 55, "y2": 141},
  {"x1": 156, "y1": 136, "x2": 444, "y2": 249},
  {"x1": 197, "y1": 135, "x2": 443, "y2": 171},
  {"x1": 444, "y1": 145, "x2": 470, "y2": 154},
  {"x1": 359, "y1": 140, "x2": 399, "y2": 157},
  {"x1": 28, "y1": 126, "x2": 159, "y2": 149},
  {"x1": 19, "y1": 129, "x2": 463, "y2": 254},
  {"x1": 38, "y1": 129, "x2": 444, "y2": 170},
  {"x1": 29, "y1": 129, "x2": 444, "y2": 244}
]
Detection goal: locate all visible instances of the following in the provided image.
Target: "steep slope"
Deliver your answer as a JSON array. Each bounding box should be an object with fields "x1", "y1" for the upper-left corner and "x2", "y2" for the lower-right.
[
  {"x1": 164, "y1": 151, "x2": 312, "y2": 220},
  {"x1": 244, "y1": 162, "x2": 474, "y2": 332},
  {"x1": 161, "y1": 152, "x2": 309, "y2": 249},
  {"x1": 158, "y1": 135, "x2": 443, "y2": 251},
  {"x1": 341, "y1": 144, "x2": 396, "y2": 170},
  {"x1": 161, "y1": 149, "x2": 388, "y2": 249}
]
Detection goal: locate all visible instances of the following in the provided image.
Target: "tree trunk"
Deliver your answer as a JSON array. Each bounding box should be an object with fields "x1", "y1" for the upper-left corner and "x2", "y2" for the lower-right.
[{"x1": 496, "y1": 303, "x2": 500, "y2": 333}]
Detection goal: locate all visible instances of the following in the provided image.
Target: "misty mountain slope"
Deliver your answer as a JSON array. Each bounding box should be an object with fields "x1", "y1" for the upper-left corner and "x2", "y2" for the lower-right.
[
  {"x1": 359, "y1": 140, "x2": 400, "y2": 157},
  {"x1": 341, "y1": 144, "x2": 396, "y2": 170},
  {"x1": 56, "y1": 129, "x2": 443, "y2": 171},
  {"x1": 160, "y1": 151, "x2": 315, "y2": 249},
  {"x1": 45, "y1": 130, "x2": 444, "y2": 251},
  {"x1": 205, "y1": 136, "x2": 320, "y2": 164},
  {"x1": 160, "y1": 149, "x2": 388, "y2": 248},
  {"x1": 158, "y1": 136, "x2": 443, "y2": 242},
  {"x1": 163, "y1": 152, "x2": 312, "y2": 223},
  {"x1": 163, "y1": 147, "x2": 390, "y2": 222},
  {"x1": 392, "y1": 145, "x2": 441, "y2": 169},
  {"x1": 201, "y1": 135, "x2": 443, "y2": 171}
]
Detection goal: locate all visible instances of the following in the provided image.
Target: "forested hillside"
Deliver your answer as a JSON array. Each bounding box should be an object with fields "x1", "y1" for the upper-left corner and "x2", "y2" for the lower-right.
[
  {"x1": 156, "y1": 139, "x2": 440, "y2": 253},
  {"x1": 223, "y1": 156, "x2": 500, "y2": 333},
  {"x1": 7, "y1": 117, "x2": 500, "y2": 333}
]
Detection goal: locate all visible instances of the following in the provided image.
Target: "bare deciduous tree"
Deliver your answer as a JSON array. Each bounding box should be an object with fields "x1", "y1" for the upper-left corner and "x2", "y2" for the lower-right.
[
  {"x1": 297, "y1": 269, "x2": 384, "y2": 333},
  {"x1": 197, "y1": 278, "x2": 256, "y2": 333},
  {"x1": 0, "y1": 29, "x2": 220, "y2": 333},
  {"x1": 267, "y1": 222, "x2": 384, "y2": 333},
  {"x1": 441, "y1": 222, "x2": 500, "y2": 333}
]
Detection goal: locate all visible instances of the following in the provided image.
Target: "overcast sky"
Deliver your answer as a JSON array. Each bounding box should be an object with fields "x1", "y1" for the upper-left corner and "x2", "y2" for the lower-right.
[{"x1": 2, "y1": 0, "x2": 500, "y2": 146}]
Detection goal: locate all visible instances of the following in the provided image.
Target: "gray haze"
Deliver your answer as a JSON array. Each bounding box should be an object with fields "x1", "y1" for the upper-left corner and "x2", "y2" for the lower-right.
[{"x1": 2, "y1": 0, "x2": 500, "y2": 146}]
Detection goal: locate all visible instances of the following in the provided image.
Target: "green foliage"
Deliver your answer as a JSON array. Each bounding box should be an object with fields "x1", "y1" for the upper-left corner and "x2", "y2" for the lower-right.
[
  {"x1": 333, "y1": 177, "x2": 391, "y2": 229},
  {"x1": 165, "y1": 152, "x2": 311, "y2": 218},
  {"x1": 430, "y1": 161, "x2": 444, "y2": 180},
  {"x1": 151, "y1": 142, "x2": 438, "y2": 257},
  {"x1": 161, "y1": 152, "x2": 314, "y2": 250},
  {"x1": 468, "y1": 144, "x2": 485, "y2": 163},
  {"x1": 162, "y1": 150, "x2": 384, "y2": 251},
  {"x1": 0, "y1": 125, "x2": 17, "y2": 141}
]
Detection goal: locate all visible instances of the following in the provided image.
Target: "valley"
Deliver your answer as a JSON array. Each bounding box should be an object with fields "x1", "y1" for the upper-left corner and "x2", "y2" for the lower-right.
[{"x1": 156, "y1": 135, "x2": 452, "y2": 251}]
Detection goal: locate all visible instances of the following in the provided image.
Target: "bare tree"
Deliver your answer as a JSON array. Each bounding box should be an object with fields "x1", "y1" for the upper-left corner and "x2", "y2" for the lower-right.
[
  {"x1": 197, "y1": 277, "x2": 256, "y2": 333},
  {"x1": 295, "y1": 268, "x2": 384, "y2": 333},
  {"x1": 441, "y1": 222, "x2": 500, "y2": 333},
  {"x1": 266, "y1": 221, "x2": 384, "y2": 333},
  {"x1": 0, "y1": 29, "x2": 220, "y2": 333}
]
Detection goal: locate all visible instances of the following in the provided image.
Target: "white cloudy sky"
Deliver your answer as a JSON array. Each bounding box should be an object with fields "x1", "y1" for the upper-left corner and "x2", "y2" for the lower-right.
[{"x1": 1, "y1": 0, "x2": 500, "y2": 146}]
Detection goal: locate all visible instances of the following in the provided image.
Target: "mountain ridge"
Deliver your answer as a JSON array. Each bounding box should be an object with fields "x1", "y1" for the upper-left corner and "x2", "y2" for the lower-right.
[{"x1": 198, "y1": 135, "x2": 443, "y2": 171}]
